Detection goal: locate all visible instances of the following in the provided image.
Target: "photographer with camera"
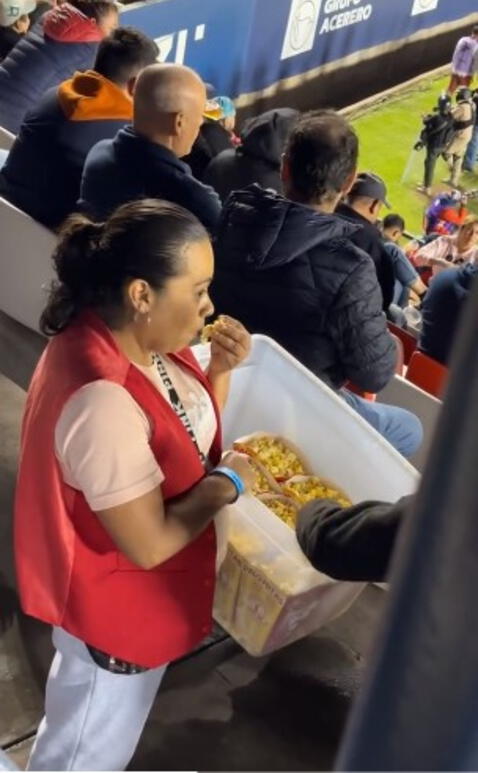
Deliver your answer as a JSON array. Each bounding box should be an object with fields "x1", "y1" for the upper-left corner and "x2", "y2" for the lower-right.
[{"x1": 416, "y1": 93, "x2": 455, "y2": 197}]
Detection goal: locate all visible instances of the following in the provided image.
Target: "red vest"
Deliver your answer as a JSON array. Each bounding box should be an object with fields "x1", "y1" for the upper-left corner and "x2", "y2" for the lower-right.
[{"x1": 14, "y1": 312, "x2": 222, "y2": 668}]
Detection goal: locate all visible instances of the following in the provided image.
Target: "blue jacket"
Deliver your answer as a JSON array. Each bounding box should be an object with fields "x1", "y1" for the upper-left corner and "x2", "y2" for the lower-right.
[
  {"x1": 79, "y1": 126, "x2": 222, "y2": 232},
  {"x1": 1, "y1": 71, "x2": 132, "y2": 228},
  {"x1": 0, "y1": 4, "x2": 102, "y2": 134},
  {"x1": 420, "y1": 264, "x2": 478, "y2": 366}
]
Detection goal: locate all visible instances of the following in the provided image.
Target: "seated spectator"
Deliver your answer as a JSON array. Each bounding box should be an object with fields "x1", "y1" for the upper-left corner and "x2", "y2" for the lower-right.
[
  {"x1": 296, "y1": 495, "x2": 411, "y2": 582},
  {"x1": 28, "y1": 0, "x2": 53, "y2": 26},
  {"x1": 424, "y1": 189, "x2": 469, "y2": 236},
  {"x1": 183, "y1": 95, "x2": 237, "y2": 181},
  {"x1": 0, "y1": 0, "x2": 118, "y2": 134},
  {"x1": 382, "y1": 213, "x2": 427, "y2": 307},
  {"x1": 0, "y1": 0, "x2": 35, "y2": 61},
  {"x1": 420, "y1": 263, "x2": 478, "y2": 365},
  {"x1": 211, "y1": 110, "x2": 422, "y2": 458},
  {"x1": 204, "y1": 107, "x2": 299, "y2": 202},
  {"x1": 337, "y1": 172, "x2": 395, "y2": 310},
  {"x1": 79, "y1": 63, "x2": 221, "y2": 231},
  {"x1": 0, "y1": 26, "x2": 158, "y2": 228},
  {"x1": 414, "y1": 216, "x2": 478, "y2": 275}
]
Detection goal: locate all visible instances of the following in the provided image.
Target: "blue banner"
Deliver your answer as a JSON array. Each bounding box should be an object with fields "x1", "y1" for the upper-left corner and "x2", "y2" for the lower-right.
[{"x1": 121, "y1": 0, "x2": 477, "y2": 97}]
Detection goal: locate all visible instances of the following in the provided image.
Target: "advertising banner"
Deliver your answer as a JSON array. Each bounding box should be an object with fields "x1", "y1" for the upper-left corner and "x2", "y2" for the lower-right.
[{"x1": 122, "y1": 0, "x2": 477, "y2": 97}]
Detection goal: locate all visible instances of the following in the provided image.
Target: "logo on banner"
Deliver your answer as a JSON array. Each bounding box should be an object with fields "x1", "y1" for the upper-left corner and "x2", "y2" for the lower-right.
[
  {"x1": 281, "y1": 0, "x2": 322, "y2": 60},
  {"x1": 411, "y1": 0, "x2": 439, "y2": 15},
  {"x1": 155, "y1": 24, "x2": 206, "y2": 64}
]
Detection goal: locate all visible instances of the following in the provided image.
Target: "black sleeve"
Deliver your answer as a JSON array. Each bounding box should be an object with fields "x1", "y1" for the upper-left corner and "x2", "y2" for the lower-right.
[
  {"x1": 178, "y1": 177, "x2": 222, "y2": 234},
  {"x1": 350, "y1": 229, "x2": 394, "y2": 310},
  {"x1": 328, "y1": 255, "x2": 397, "y2": 393},
  {"x1": 296, "y1": 495, "x2": 413, "y2": 582}
]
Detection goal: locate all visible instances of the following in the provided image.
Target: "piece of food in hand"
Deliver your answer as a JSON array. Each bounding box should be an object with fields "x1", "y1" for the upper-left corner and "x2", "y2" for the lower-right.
[
  {"x1": 260, "y1": 495, "x2": 299, "y2": 528},
  {"x1": 234, "y1": 433, "x2": 309, "y2": 482},
  {"x1": 283, "y1": 476, "x2": 351, "y2": 507},
  {"x1": 201, "y1": 317, "x2": 225, "y2": 344},
  {"x1": 201, "y1": 323, "x2": 215, "y2": 344}
]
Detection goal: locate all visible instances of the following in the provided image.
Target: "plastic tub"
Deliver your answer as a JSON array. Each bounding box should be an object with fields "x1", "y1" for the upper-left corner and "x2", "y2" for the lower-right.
[{"x1": 196, "y1": 336, "x2": 419, "y2": 656}]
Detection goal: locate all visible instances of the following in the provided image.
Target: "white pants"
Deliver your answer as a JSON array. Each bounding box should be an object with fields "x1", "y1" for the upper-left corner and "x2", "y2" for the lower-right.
[{"x1": 28, "y1": 628, "x2": 168, "y2": 771}]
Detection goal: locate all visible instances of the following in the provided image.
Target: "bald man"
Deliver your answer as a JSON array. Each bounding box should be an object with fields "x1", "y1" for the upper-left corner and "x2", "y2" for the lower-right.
[{"x1": 78, "y1": 63, "x2": 221, "y2": 230}]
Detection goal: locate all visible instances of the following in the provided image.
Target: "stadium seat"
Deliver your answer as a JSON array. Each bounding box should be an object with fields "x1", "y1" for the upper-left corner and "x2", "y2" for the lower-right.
[
  {"x1": 388, "y1": 321, "x2": 417, "y2": 366},
  {"x1": 378, "y1": 374, "x2": 442, "y2": 473},
  {"x1": 0, "y1": 198, "x2": 56, "y2": 333},
  {"x1": 0, "y1": 125, "x2": 15, "y2": 150},
  {"x1": 406, "y1": 350, "x2": 448, "y2": 399}
]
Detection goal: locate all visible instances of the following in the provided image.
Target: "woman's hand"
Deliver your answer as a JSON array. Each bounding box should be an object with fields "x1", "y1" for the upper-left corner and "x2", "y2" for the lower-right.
[
  {"x1": 208, "y1": 316, "x2": 251, "y2": 377},
  {"x1": 220, "y1": 450, "x2": 256, "y2": 493}
]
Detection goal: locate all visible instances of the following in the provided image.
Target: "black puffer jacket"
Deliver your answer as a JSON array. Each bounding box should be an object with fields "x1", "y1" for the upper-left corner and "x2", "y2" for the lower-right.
[
  {"x1": 212, "y1": 185, "x2": 396, "y2": 392},
  {"x1": 183, "y1": 120, "x2": 233, "y2": 181},
  {"x1": 204, "y1": 108, "x2": 299, "y2": 201}
]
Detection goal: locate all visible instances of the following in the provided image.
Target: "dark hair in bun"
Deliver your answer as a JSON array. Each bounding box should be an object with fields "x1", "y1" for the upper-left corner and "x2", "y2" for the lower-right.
[{"x1": 40, "y1": 199, "x2": 209, "y2": 335}]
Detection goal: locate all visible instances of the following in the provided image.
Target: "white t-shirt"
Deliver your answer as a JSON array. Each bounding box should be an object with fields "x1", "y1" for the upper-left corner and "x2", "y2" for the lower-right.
[{"x1": 55, "y1": 356, "x2": 217, "y2": 512}]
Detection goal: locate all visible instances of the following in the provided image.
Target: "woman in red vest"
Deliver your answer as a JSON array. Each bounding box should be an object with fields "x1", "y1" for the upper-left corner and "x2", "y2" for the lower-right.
[{"x1": 14, "y1": 198, "x2": 254, "y2": 771}]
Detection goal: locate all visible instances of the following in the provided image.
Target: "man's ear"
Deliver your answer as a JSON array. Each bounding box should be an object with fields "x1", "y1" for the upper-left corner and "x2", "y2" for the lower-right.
[
  {"x1": 126, "y1": 76, "x2": 137, "y2": 97},
  {"x1": 172, "y1": 111, "x2": 184, "y2": 137},
  {"x1": 280, "y1": 153, "x2": 290, "y2": 185}
]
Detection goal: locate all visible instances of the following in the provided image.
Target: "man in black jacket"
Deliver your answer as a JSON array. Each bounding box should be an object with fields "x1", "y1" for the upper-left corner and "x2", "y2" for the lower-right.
[
  {"x1": 336, "y1": 172, "x2": 395, "y2": 310},
  {"x1": 296, "y1": 496, "x2": 410, "y2": 582},
  {"x1": 212, "y1": 111, "x2": 422, "y2": 458},
  {"x1": 79, "y1": 63, "x2": 221, "y2": 231}
]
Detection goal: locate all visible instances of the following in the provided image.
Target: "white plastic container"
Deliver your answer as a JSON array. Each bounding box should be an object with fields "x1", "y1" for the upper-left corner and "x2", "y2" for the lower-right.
[{"x1": 196, "y1": 336, "x2": 419, "y2": 656}]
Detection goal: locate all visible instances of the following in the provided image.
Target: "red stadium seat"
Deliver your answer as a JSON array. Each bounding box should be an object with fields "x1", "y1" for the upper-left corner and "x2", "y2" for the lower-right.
[
  {"x1": 388, "y1": 322, "x2": 417, "y2": 366},
  {"x1": 406, "y1": 351, "x2": 448, "y2": 399}
]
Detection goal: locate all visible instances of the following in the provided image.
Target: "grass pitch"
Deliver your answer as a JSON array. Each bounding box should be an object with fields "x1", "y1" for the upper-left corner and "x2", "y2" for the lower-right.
[{"x1": 351, "y1": 75, "x2": 478, "y2": 235}]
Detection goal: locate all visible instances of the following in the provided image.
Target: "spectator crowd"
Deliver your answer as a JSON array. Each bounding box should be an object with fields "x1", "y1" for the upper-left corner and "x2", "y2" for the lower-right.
[{"x1": 0, "y1": 5, "x2": 477, "y2": 770}]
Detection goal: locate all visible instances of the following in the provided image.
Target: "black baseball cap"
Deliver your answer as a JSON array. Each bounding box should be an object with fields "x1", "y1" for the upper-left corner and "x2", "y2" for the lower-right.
[{"x1": 350, "y1": 172, "x2": 391, "y2": 208}]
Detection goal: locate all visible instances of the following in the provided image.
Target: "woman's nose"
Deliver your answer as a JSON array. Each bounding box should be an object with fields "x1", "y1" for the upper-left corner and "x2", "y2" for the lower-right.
[{"x1": 203, "y1": 296, "x2": 214, "y2": 319}]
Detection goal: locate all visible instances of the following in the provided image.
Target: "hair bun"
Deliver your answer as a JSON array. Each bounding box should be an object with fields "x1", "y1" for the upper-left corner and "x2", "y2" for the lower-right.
[{"x1": 54, "y1": 216, "x2": 105, "y2": 297}]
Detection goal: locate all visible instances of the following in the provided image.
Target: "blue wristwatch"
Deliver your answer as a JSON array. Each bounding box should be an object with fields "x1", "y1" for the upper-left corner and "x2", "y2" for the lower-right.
[{"x1": 211, "y1": 466, "x2": 246, "y2": 503}]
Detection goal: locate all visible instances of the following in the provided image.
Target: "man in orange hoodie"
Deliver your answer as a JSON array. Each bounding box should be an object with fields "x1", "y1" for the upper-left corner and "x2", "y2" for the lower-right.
[{"x1": 0, "y1": 26, "x2": 158, "y2": 227}]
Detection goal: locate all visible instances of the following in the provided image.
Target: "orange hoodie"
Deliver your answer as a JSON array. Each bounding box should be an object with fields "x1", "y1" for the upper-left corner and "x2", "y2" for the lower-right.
[{"x1": 57, "y1": 69, "x2": 133, "y2": 122}]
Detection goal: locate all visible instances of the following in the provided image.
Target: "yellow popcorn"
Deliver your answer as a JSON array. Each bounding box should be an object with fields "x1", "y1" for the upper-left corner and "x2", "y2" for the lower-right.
[
  {"x1": 284, "y1": 476, "x2": 351, "y2": 507},
  {"x1": 265, "y1": 499, "x2": 298, "y2": 527},
  {"x1": 235, "y1": 435, "x2": 307, "y2": 481},
  {"x1": 249, "y1": 459, "x2": 277, "y2": 496}
]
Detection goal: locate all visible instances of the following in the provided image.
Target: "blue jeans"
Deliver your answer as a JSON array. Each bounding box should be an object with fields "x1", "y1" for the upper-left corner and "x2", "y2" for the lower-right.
[
  {"x1": 342, "y1": 389, "x2": 423, "y2": 459},
  {"x1": 464, "y1": 125, "x2": 478, "y2": 170}
]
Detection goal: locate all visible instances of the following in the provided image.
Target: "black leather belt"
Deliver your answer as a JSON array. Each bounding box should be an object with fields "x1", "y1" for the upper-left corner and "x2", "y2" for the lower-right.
[{"x1": 86, "y1": 644, "x2": 149, "y2": 674}]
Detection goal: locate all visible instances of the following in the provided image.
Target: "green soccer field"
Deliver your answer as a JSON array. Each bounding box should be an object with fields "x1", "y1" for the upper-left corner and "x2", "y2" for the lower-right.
[{"x1": 351, "y1": 75, "x2": 478, "y2": 235}]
